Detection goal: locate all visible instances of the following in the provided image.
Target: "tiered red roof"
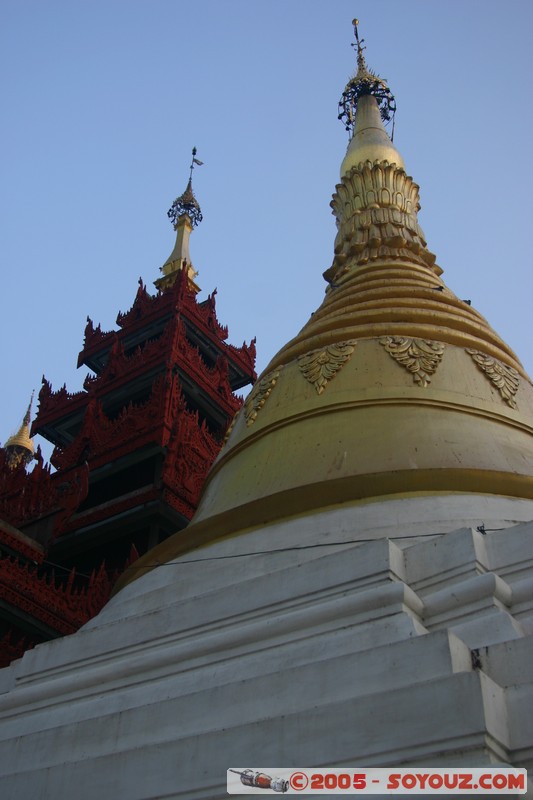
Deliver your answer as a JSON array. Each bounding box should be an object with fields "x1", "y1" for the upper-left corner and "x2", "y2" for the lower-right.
[{"x1": 0, "y1": 262, "x2": 256, "y2": 667}]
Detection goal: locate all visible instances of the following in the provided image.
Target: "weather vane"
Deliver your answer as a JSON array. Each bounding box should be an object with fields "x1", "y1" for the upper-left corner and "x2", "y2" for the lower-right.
[
  {"x1": 189, "y1": 146, "x2": 204, "y2": 179},
  {"x1": 338, "y1": 18, "x2": 396, "y2": 138},
  {"x1": 167, "y1": 147, "x2": 204, "y2": 228}
]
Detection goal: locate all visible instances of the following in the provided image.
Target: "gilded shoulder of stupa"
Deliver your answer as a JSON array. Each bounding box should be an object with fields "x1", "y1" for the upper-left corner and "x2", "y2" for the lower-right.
[{"x1": 117, "y1": 22, "x2": 533, "y2": 587}]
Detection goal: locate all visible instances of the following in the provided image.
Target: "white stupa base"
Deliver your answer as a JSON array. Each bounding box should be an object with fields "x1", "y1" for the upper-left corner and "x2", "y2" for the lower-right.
[{"x1": 0, "y1": 495, "x2": 532, "y2": 799}]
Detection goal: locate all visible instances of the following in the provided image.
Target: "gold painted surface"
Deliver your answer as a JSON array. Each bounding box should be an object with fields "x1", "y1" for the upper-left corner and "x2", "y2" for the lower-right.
[
  {"x1": 340, "y1": 95, "x2": 405, "y2": 178},
  {"x1": 192, "y1": 342, "x2": 533, "y2": 524},
  {"x1": 268, "y1": 265, "x2": 524, "y2": 377},
  {"x1": 118, "y1": 337, "x2": 533, "y2": 591}
]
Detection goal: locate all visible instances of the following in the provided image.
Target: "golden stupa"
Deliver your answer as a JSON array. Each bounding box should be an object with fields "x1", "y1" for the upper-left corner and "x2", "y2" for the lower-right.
[{"x1": 120, "y1": 22, "x2": 533, "y2": 587}]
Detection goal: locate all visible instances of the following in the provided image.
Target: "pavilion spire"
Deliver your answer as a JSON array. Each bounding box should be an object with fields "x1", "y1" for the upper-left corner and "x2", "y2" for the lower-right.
[{"x1": 156, "y1": 148, "x2": 204, "y2": 292}]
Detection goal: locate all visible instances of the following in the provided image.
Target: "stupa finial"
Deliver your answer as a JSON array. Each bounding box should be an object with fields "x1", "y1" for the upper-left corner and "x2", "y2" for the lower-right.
[
  {"x1": 353, "y1": 18, "x2": 367, "y2": 72},
  {"x1": 167, "y1": 148, "x2": 204, "y2": 228},
  {"x1": 338, "y1": 19, "x2": 396, "y2": 136}
]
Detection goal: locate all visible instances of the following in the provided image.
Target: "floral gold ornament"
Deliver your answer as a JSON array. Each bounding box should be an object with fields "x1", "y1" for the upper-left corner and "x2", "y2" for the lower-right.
[
  {"x1": 244, "y1": 369, "x2": 282, "y2": 426},
  {"x1": 298, "y1": 341, "x2": 357, "y2": 395},
  {"x1": 466, "y1": 349, "x2": 520, "y2": 408},
  {"x1": 380, "y1": 337, "x2": 445, "y2": 387},
  {"x1": 222, "y1": 411, "x2": 240, "y2": 445}
]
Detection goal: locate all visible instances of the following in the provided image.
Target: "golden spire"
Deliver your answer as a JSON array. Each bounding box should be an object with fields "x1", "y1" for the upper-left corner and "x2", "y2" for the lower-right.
[
  {"x1": 155, "y1": 148, "x2": 203, "y2": 292},
  {"x1": 287, "y1": 19, "x2": 520, "y2": 369},
  {"x1": 4, "y1": 392, "x2": 35, "y2": 469}
]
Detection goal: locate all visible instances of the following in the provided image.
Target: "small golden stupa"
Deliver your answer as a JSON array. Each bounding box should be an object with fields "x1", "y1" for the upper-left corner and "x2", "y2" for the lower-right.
[{"x1": 3, "y1": 394, "x2": 35, "y2": 469}]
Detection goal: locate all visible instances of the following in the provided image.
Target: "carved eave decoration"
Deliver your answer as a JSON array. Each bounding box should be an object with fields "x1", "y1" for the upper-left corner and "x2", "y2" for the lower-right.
[
  {"x1": 33, "y1": 378, "x2": 87, "y2": 432},
  {"x1": 116, "y1": 278, "x2": 160, "y2": 329},
  {"x1": 78, "y1": 317, "x2": 115, "y2": 367},
  {"x1": 89, "y1": 268, "x2": 254, "y2": 383}
]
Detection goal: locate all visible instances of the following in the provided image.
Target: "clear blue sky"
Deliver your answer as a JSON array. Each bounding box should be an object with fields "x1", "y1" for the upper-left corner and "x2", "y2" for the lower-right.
[{"x1": 2, "y1": 0, "x2": 532, "y2": 460}]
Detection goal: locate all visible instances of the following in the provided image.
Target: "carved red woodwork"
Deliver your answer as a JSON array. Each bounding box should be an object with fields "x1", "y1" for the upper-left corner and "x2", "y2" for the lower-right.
[
  {"x1": 78, "y1": 316, "x2": 115, "y2": 367},
  {"x1": 33, "y1": 378, "x2": 87, "y2": 429},
  {"x1": 0, "y1": 254, "x2": 256, "y2": 667},
  {"x1": 0, "y1": 447, "x2": 89, "y2": 536},
  {"x1": 162, "y1": 387, "x2": 221, "y2": 511},
  {"x1": 60, "y1": 487, "x2": 160, "y2": 536},
  {"x1": 0, "y1": 544, "x2": 139, "y2": 644}
]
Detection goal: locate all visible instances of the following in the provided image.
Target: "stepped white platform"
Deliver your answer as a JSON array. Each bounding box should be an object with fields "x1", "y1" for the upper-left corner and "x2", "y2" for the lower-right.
[{"x1": 0, "y1": 497, "x2": 532, "y2": 799}]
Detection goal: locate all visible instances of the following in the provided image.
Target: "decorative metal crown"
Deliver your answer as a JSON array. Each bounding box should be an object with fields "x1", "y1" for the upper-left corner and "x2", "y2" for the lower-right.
[
  {"x1": 338, "y1": 19, "x2": 396, "y2": 135},
  {"x1": 167, "y1": 148, "x2": 204, "y2": 228}
]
